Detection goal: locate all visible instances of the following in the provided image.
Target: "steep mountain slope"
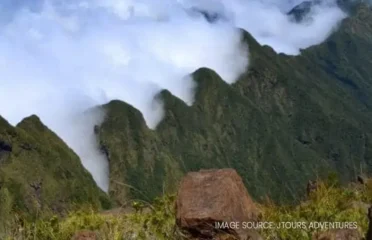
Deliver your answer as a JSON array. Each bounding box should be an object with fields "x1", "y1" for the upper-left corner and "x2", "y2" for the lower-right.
[
  {"x1": 0, "y1": 115, "x2": 111, "y2": 230},
  {"x1": 95, "y1": 2, "x2": 372, "y2": 205}
]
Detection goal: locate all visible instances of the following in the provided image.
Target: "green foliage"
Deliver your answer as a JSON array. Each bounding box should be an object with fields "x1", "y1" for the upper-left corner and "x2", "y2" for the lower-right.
[
  {"x1": 93, "y1": 2, "x2": 372, "y2": 204},
  {"x1": 0, "y1": 115, "x2": 112, "y2": 229},
  {"x1": 0, "y1": 187, "x2": 14, "y2": 235},
  {"x1": 325, "y1": 171, "x2": 341, "y2": 188},
  {"x1": 3, "y1": 195, "x2": 180, "y2": 240},
  {"x1": 260, "y1": 181, "x2": 369, "y2": 239},
  {"x1": 4, "y1": 2, "x2": 372, "y2": 239},
  {"x1": 3, "y1": 183, "x2": 372, "y2": 240}
]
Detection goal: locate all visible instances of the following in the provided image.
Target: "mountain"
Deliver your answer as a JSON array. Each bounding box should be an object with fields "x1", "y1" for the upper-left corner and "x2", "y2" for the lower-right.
[
  {"x1": 3, "y1": 1, "x2": 372, "y2": 239},
  {"x1": 2, "y1": 0, "x2": 372, "y2": 221},
  {"x1": 287, "y1": 1, "x2": 316, "y2": 22},
  {"x1": 0, "y1": 115, "x2": 111, "y2": 230},
  {"x1": 287, "y1": 0, "x2": 362, "y2": 22},
  {"x1": 94, "y1": 2, "x2": 372, "y2": 204}
]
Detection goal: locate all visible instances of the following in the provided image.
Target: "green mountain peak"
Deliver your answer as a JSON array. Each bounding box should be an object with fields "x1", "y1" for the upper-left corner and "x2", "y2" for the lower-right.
[{"x1": 0, "y1": 114, "x2": 111, "y2": 230}]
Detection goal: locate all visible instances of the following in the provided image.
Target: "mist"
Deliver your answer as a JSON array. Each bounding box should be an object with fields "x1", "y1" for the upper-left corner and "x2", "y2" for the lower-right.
[{"x1": 0, "y1": 0, "x2": 346, "y2": 191}]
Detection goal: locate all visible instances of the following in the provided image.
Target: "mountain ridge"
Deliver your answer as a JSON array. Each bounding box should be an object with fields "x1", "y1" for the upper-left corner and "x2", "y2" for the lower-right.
[
  {"x1": 93, "y1": 2, "x2": 372, "y2": 204},
  {"x1": 0, "y1": 114, "x2": 111, "y2": 231},
  {"x1": 2, "y1": 0, "x2": 372, "y2": 224}
]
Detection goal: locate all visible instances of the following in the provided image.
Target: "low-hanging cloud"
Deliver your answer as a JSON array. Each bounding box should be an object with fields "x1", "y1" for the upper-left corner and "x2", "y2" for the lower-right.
[
  {"x1": 0, "y1": 0, "x2": 347, "y2": 191},
  {"x1": 187, "y1": 0, "x2": 347, "y2": 54}
]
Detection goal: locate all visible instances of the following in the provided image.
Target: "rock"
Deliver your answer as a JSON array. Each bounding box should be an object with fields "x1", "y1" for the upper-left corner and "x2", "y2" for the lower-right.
[
  {"x1": 176, "y1": 168, "x2": 261, "y2": 240},
  {"x1": 357, "y1": 175, "x2": 366, "y2": 185},
  {"x1": 189, "y1": 7, "x2": 226, "y2": 23},
  {"x1": 0, "y1": 140, "x2": 12, "y2": 163},
  {"x1": 93, "y1": 125, "x2": 99, "y2": 135},
  {"x1": 287, "y1": 1, "x2": 314, "y2": 22},
  {"x1": 0, "y1": 140, "x2": 12, "y2": 152},
  {"x1": 71, "y1": 230, "x2": 97, "y2": 240},
  {"x1": 312, "y1": 229, "x2": 362, "y2": 240}
]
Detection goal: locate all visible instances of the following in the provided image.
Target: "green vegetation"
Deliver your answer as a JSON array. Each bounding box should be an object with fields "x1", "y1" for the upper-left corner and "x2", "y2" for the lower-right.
[
  {"x1": 2, "y1": 178, "x2": 372, "y2": 240},
  {"x1": 2, "y1": 195, "x2": 179, "y2": 240},
  {"x1": 0, "y1": 115, "x2": 111, "y2": 234},
  {"x1": 260, "y1": 177, "x2": 370, "y2": 239},
  {"x1": 3, "y1": 1, "x2": 372, "y2": 239},
  {"x1": 96, "y1": 2, "x2": 372, "y2": 204}
]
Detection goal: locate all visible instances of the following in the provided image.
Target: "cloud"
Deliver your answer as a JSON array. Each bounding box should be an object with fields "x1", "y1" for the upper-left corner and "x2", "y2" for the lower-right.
[
  {"x1": 185, "y1": 0, "x2": 347, "y2": 54},
  {"x1": 0, "y1": 0, "x2": 346, "y2": 190}
]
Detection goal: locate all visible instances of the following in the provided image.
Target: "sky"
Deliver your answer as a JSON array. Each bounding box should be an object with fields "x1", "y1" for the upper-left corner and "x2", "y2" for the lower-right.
[{"x1": 0, "y1": 0, "x2": 347, "y2": 191}]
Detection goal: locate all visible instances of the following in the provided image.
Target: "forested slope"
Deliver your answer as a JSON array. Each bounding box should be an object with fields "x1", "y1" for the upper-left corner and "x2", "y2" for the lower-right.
[{"x1": 96, "y1": 2, "x2": 372, "y2": 204}]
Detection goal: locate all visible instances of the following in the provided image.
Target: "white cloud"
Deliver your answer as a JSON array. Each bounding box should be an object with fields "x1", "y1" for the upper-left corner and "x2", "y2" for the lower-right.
[{"x1": 0, "y1": 0, "x2": 346, "y2": 190}]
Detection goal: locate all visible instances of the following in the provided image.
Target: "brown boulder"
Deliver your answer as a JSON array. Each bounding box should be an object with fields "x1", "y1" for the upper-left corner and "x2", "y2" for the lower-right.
[
  {"x1": 71, "y1": 230, "x2": 97, "y2": 240},
  {"x1": 176, "y1": 169, "x2": 261, "y2": 240},
  {"x1": 312, "y1": 229, "x2": 361, "y2": 240}
]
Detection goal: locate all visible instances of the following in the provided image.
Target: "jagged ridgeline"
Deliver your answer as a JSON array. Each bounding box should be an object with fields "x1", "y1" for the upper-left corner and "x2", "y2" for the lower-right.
[
  {"x1": 0, "y1": 115, "x2": 111, "y2": 228},
  {"x1": 2, "y1": 1, "x2": 372, "y2": 223},
  {"x1": 96, "y1": 2, "x2": 372, "y2": 204}
]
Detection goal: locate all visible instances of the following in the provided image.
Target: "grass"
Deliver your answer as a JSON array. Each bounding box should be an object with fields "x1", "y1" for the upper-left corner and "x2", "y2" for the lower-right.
[
  {"x1": 259, "y1": 176, "x2": 370, "y2": 239},
  {"x1": 2, "y1": 177, "x2": 372, "y2": 240},
  {"x1": 0, "y1": 115, "x2": 112, "y2": 234},
  {"x1": 1, "y1": 195, "x2": 180, "y2": 240},
  {"x1": 3, "y1": 3, "x2": 372, "y2": 239}
]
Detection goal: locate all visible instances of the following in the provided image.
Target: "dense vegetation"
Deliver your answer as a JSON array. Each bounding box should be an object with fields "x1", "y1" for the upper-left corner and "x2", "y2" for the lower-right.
[
  {"x1": 0, "y1": 115, "x2": 111, "y2": 236},
  {"x1": 96, "y1": 2, "x2": 372, "y2": 204},
  {"x1": 2, "y1": 195, "x2": 178, "y2": 240},
  {"x1": 2, "y1": 177, "x2": 372, "y2": 240},
  {"x1": 3, "y1": 1, "x2": 372, "y2": 239}
]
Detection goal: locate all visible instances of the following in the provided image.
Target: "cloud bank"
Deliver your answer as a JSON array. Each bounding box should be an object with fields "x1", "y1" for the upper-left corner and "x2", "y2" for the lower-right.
[
  {"x1": 186, "y1": 0, "x2": 346, "y2": 54},
  {"x1": 0, "y1": 0, "x2": 346, "y2": 191}
]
